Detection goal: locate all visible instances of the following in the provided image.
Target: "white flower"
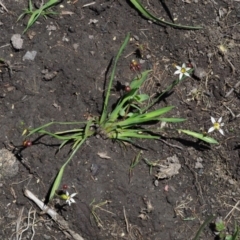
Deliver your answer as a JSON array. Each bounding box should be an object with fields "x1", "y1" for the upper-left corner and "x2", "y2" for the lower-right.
[
  {"x1": 174, "y1": 63, "x2": 191, "y2": 80},
  {"x1": 65, "y1": 191, "x2": 77, "y2": 206},
  {"x1": 208, "y1": 116, "x2": 224, "y2": 135}
]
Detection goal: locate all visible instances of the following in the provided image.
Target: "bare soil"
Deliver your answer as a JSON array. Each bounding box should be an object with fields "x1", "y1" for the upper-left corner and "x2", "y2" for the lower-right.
[{"x1": 1, "y1": 0, "x2": 240, "y2": 240}]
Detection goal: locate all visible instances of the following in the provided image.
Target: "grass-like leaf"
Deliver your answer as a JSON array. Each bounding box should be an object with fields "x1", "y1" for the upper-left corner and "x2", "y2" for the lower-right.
[
  {"x1": 193, "y1": 215, "x2": 215, "y2": 240},
  {"x1": 100, "y1": 33, "x2": 130, "y2": 124},
  {"x1": 179, "y1": 129, "x2": 219, "y2": 144},
  {"x1": 130, "y1": 0, "x2": 202, "y2": 30},
  {"x1": 48, "y1": 121, "x2": 92, "y2": 201},
  {"x1": 18, "y1": 0, "x2": 60, "y2": 33},
  {"x1": 159, "y1": 118, "x2": 186, "y2": 123}
]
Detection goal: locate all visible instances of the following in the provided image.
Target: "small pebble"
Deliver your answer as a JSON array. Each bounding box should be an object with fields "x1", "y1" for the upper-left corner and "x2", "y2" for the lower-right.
[
  {"x1": 11, "y1": 34, "x2": 23, "y2": 50},
  {"x1": 193, "y1": 67, "x2": 207, "y2": 80},
  {"x1": 22, "y1": 51, "x2": 37, "y2": 61},
  {"x1": 195, "y1": 162, "x2": 203, "y2": 169},
  {"x1": 228, "y1": 179, "x2": 234, "y2": 185}
]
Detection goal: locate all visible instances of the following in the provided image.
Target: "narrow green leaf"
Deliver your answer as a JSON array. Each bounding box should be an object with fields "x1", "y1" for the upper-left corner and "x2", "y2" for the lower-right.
[
  {"x1": 111, "y1": 130, "x2": 159, "y2": 140},
  {"x1": 193, "y1": 215, "x2": 215, "y2": 240},
  {"x1": 49, "y1": 137, "x2": 86, "y2": 202},
  {"x1": 139, "y1": 106, "x2": 174, "y2": 119},
  {"x1": 134, "y1": 94, "x2": 149, "y2": 102},
  {"x1": 130, "y1": 0, "x2": 202, "y2": 30},
  {"x1": 29, "y1": 0, "x2": 33, "y2": 11},
  {"x1": 159, "y1": 118, "x2": 186, "y2": 123},
  {"x1": 232, "y1": 224, "x2": 239, "y2": 240},
  {"x1": 130, "y1": 70, "x2": 151, "y2": 89},
  {"x1": 114, "y1": 106, "x2": 173, "y2": 127},
  {"x1": 42, "y1": 0, "x2": 61, "y2": 10},
  {"x1": 179, "y1": 129, "x2": 219, "y2": 144},
  {"x1": 49, "y1": 165, "x2": 65, "y2": 201},
  {"x1": 100, "y1": 33, "x2": 130, "y2": 124}
]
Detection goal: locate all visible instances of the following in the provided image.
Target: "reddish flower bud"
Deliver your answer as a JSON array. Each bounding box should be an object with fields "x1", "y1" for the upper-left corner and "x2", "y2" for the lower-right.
[
  {"x1": 125, "y1": 86, "x2": 131, "y2": 92},
  {"x1": 130, "y1": 59, "x2": 141, "y2": 71},
  {"x1": 23, "y1": 140, "x2": 32, "y2": 147},
  {"x1": 62, "y1": 184, "x2": 68, "y2": 190}
]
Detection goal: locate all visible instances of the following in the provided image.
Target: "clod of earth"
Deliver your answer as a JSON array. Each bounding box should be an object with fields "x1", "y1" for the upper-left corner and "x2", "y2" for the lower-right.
[
  {"x1": 0, "y1": 148, "x2": 19, "y2": 179},
  {"x1": 155, "y1": 154, "x2": 181, "y2": 179}
]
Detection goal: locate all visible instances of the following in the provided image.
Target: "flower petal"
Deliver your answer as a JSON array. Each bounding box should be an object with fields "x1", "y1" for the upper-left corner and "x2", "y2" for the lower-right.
[
  {"x1": 179, "y1": 72, "x2": 183, "y2": 80},
  {"x1": 174, "y1": 70, "x2": 181, "y2": 75},
  {"x1": 219, "y1": 128, "x2": 224, "y2": 135},
  {"x1": 184, "y1": 72, "x2": 190, "y2": 77},
  {"x1": 175, "y1": 65, "x2": 181, "y2": 70},
  {"x1": 70, "y1": 193, "x2": 77, "y2": 198},
  {"x1": 218, "y1": 117, "x2": 222, "y2": 123},
  {"x1": 208, "y1": 126, "x2": 215, "y2": 133},
  {"x1": 210, "y1": 116, "x2": 216, "y2": 124}
]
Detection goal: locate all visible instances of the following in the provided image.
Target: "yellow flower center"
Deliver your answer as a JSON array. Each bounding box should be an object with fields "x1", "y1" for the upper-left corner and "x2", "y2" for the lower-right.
[
  {"x1": 59, "y1": 194, "x2": 69, "y2": 200},
  {"x1": 213, "y1": 122, "x2": 220, "y2": 130},
  {"x1": 181, "y1": 68, "x2": 186, "y2": 73}
]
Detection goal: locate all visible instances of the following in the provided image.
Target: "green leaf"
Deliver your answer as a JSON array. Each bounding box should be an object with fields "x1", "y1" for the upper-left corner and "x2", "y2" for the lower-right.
[
  {"x1": 134, "y1": 94, "x2": 149, "y2": 102},
  {"x1": 193, "y1": 215, "x2": 215, "y2": 240},
  {"x1": 232, "y1": 225, "x2": 239, "y2": 240},
  {"x1": 20, "y1": 0, "x2": 61, "y2": 33},
  {"x1": 49, "y1": 165, "x2": 65, "y2": 201},
  {"x1": 112, "y1": 130, "x2": 159, "y2": 140},
  {"x1": 119, "y1": 109, "x2": 126, "y2": 117},
  {"x1": 115, "y1": 106, "x2": 174, "y2": 127},
  {"x1": 130, "y1": 0, "x2": 202, "y2": 30},
  {"x1": 108, "y1": 70, "x2": 151, "y2": 122},
  {"x1": 179, "y1": 129, "x2": 219, "y2": 144},
  {"x1": 100, "y1": 33, "x2": 130, "y2": 124},
  {"x1": 159, "y1": 118, "x2": 186, "y2": 123},
  {"x1": 225, "y1": 235, "x2": 233, "y2": 240},
  {"x1": 130, "y1": 70, "x2": 151, "y2": 89}
]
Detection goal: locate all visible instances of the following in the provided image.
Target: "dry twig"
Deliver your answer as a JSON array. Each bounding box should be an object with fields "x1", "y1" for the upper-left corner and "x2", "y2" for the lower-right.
[
  {"x1": 0, "y1": 0, "x2": 8, "y2": 12},
  {"x1": 24, "y1": 188, "x2": 84, "y2": 240}
]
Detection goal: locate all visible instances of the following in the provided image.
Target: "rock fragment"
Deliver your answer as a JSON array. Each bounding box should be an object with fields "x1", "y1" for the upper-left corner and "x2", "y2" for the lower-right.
[{"x1": 11, "y1": 34, "x2": 23, "y2": 50}]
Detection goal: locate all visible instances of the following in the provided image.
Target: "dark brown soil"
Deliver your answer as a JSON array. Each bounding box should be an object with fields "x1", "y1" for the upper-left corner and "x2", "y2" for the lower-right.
[{"x1": 1, "y1": 0, "x2": 240, "y2": 239}]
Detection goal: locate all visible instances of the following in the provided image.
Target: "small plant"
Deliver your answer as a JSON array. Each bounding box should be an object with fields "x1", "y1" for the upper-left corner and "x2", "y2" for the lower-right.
[
  {"x1": 129, "y1": 151, "x2": 142, "y2": 182},
  {"x1": 18, "y1": 0, "x2": 60, "y2": 33},
  {"x1": 24, "y1": 33, "x2": 217, "y2": 203},
  {"x1": 193, "y1": 216, "x2": 240, "y2": 240},
  {"x1": 90, "y1": 199, "x2": 112, "y2": 228},
  {"x1": 214, "y1": 217, "x2": 239, "y2": 240}
]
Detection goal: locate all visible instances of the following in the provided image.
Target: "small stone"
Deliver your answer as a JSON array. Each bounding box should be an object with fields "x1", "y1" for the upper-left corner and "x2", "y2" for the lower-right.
[
  {"x1": 73, "y1": 43, "x2": 79, "y2": 50},
  {"x1": 11, "y1": 34, "x2": 23, "y2": 50},
  {"x1": 22, "y1": 51, "x2": 37, "y2": 61},
  {"x1": 193, "y1": 67, "x2": 207, "y2": 80},
  {"x1": 68, "y1": 26, "x2": 75, "y2": 33},
  {"x1": 0, "y1": 149, "x2": 19, "y2": 179},
  {"x1": 228, "y1": 179, "x2": 234, "y2": 185},
  {"x1": 195, "y1": 162, "x2": 203, "y2": 169},
  {"x1": 42, "y1": 69, "x2": 57, "y2": 81},
  {"x1": 43, "y1": 234, "x2": 51, "y2": 240},
  {"x1": 46, "y1": 25, "x2": 57, "y2": 31}
]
